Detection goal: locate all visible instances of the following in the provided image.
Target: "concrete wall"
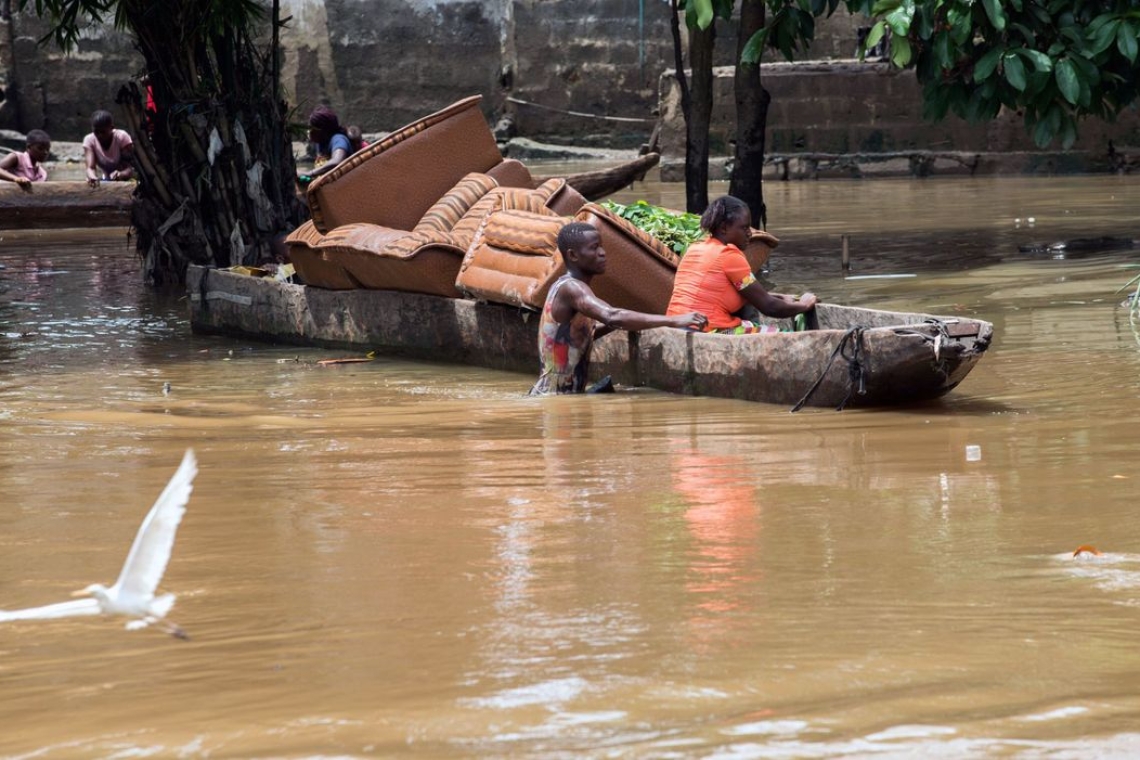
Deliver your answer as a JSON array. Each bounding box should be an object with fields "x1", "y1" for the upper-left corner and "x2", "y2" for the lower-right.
[
  {"x1": 1, "y1": 1, "x2": 1136, "y2": 171},
  {"x1": 657, "y1": 61, "x2": 1140, "y2": 177},
  {"x1": 0, "y1": 1, "x2": 863, "y2": 144},
  {"x1": 0, "y1": 14, "x2": 139, "y2": 140},
  {"x1": 280, "y1": 0, "x2": 505, "y2": 138}
]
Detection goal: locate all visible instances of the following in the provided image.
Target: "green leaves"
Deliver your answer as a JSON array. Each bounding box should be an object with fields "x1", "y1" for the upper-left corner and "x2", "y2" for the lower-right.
[
  {"x1": 1017, "y1": 48, "x2": 1053, "y2": 74},
  {"x1": 1055, "y1": 59, "x2": 1079, "y2": 104},
  {"x1": 1118, "y1": 22, "x2": 1139, "y2": 62},
  {"x1": 736, "y1": 0, "x2": 1140, "y2": 152},
  {"x1": 1090, "y1": 18, "x2": 1121, "y2": 55},
  {"x1": 884, "y1": 2, "x2": 914, "y2": 36},
  {"x1": 600, "y1": 201, "x2": 705, "y2": 255},
  {"x1": 687, "y1": 0, "x2": 715, "y2": 29},
  {"x1": 981, "y1": 0, "x2": 1006, "y2": 32},
  {"x1": 862, "y1": 20, "x2": 885, "y2": 54},
  {"x1": 1003, "y1": 54, "x2": 1027, "y2": 91},
  {"x1": 741, "y1": 28, "x2": 769, "y2": 65},
  {"x1": 974, "y1": 48, "x2": 1003, "y2": 82},
  {"x1": 757, "y1": 4, "x2": 818, "y2": 62},
  {"x1": 890, "y1": 35, "x2": 912, "y2": 67},
  {"x1": 855, "y1": 1, "x2": 1140, "y2": 149}
]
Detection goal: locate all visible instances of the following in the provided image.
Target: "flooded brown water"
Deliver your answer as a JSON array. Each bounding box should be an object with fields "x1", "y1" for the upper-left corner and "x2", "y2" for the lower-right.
[{"x1": 1, "y1": 174, "x2": 1139, "y2": 758}]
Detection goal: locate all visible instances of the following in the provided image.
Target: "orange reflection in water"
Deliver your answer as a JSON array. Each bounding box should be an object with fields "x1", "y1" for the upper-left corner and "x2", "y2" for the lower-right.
[{"x1": 670, "y1": 441, "x2": 763, "y2": 646}]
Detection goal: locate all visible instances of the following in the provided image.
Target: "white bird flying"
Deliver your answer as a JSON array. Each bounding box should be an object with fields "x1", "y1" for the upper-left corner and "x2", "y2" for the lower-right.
[{"x1": 0, "y1": 449, "x2": 197, "y2": 639}]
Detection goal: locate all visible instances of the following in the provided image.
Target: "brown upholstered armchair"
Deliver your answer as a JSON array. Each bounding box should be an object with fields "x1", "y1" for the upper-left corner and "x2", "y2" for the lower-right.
[{"x1": 284, "y1": 95, "x2": 586, "y2": 294}]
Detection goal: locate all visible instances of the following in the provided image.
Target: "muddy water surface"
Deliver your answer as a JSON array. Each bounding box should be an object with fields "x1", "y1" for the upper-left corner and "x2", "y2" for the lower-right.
[{"x1": 1, "y1": 175, "x2": 1140, "y2": 757}]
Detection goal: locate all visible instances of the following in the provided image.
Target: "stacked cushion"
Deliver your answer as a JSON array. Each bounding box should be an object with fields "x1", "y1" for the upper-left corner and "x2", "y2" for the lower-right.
[
  {"x1": 413, "y1": 173, "x2": 500, "y2": 236},
  {"x1": 455, "y1": 200, "x2": 568, "y2": 310}
]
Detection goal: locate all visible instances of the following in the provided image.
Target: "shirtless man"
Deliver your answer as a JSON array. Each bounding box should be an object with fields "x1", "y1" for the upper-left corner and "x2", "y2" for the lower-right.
[{"x1": 530, "y1": 222, "x2": 708, "y2": 395}]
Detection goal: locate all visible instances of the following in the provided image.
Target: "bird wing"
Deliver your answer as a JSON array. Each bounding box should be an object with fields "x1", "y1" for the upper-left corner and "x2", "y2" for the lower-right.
[
  {"x1": 112, "y1": 449, "x2": 197, "y2": 599},
  {"x1": 0, "y1": 598, "x2": 102, "y2": 621}
]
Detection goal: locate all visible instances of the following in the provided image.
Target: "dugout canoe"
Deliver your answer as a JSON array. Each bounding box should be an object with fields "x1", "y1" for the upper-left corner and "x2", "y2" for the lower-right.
[
  {"x1": 0, "y1": 181, "x2": 133, "y2": 229},
  {"x1": 187, "y1": 265, "x2": 993, "y2": 408},
  {"x1": 538, "y1": 152, "x2": 661, "y2": 201}
]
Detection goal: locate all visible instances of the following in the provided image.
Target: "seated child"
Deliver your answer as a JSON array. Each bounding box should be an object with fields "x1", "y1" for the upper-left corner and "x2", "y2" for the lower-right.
[
  {"x1": 0, "y1": 130, "x2": 51, "y2": 190},
  {"x1": 83, "y1": 109, "x2": 135, "y2": 187}
]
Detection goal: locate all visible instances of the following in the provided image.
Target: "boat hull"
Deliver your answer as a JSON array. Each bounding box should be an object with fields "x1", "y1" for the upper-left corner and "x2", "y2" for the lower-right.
[{"x1": 187, "y1": 266, "x2": 992, "y2": 408}]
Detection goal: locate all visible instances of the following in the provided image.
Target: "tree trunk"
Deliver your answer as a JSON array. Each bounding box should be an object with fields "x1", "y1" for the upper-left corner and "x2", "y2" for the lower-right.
[
  {"x1": 115, "y1": 3, "x2": 307, "y2": 286},
  {"x1": 730, "y1": 0, "x2": 771, "y2": 229},
  {"x1": 686, "y1": 20, "x2": 716, "y2": 214}
]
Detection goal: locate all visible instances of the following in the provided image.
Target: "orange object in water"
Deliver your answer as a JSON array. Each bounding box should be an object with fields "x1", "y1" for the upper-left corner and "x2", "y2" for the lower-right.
[{"x1": 1072, "y1": 544, "x2": 1102, "y2": 557}]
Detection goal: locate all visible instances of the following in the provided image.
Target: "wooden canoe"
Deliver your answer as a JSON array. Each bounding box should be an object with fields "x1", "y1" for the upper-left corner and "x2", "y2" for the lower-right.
[
  {"x1": 538, "y1": 152, "x2": 661, "y2": 201},
  {"x1": 0, "y1": 181, "x2": 134, "y2": 229},
  {"x1": 187, "y1": 265, "x2": 992, "y2": 408}
]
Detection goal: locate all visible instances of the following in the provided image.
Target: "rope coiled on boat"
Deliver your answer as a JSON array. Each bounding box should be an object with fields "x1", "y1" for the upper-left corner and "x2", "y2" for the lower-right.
[{"x1": 791, "y1": 326, "x2": 867, "y2": 413}]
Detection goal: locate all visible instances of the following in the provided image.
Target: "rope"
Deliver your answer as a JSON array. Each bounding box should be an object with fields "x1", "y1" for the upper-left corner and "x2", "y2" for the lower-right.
[
  {"x1": 791, "y1": 326, "x2": 867, "y2": 412},
  {"x1": 505, "y1": 97, "x2": 656, "y2": 124}
]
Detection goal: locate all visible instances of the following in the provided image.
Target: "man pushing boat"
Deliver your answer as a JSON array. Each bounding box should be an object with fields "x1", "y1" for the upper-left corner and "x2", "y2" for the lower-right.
[{"x1": 529, "y1": 222, "x2": 707, "y2": 396}]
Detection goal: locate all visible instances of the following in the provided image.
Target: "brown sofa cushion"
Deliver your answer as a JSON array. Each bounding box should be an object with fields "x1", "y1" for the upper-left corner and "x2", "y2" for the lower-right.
[
  {"x1": 284, "y1": 220, "x2": 357, "y2": 289},
  {"x1": 544, "y1": 181, "x2": 588, "y2": 217},
  {"x1": 480, "y1": 207, "x2": 563, "y2": 256},
  {"x1": 485, "y1": 158, "x2": 536, "y2": 189},
  {"x1": 450, "y1": 187, "x2": 543, "y2": 246},
  {"x1": 376, "y1": 229, "x2": 458, "y2": 260},
  {"x1": 414, "y1": 172, "x2": 499, "y2": 235},
  {"x1": 449, "y1": 178, "x2": 571, "y2": 246},
  {"x1": 456, "y1": 204, "x2": 567, "y2": 310},
  {"x1": 304, "y1": 223, "x2": 468, "y2": 297}
]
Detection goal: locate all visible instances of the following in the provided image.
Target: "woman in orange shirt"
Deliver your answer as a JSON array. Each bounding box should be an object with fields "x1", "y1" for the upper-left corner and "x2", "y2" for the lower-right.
[{"x1": 667, "y1": 195, "x2": 817, "y2": 334}]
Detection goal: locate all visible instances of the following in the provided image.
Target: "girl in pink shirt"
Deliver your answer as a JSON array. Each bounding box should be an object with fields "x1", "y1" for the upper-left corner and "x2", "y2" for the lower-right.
[
  {"x1": 0, "y1": 130, "x2": 50, "y2": 190},
  {"x1": 83, "y1": 110, "x2": 135, "y2": 186}
]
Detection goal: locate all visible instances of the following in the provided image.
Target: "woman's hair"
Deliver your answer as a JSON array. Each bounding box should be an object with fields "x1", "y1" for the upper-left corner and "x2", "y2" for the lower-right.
[
  {"x1": 700, "y1": 195, "x2": 749, "y2": 235},
  {"x1": 308, "y1": 105, "x2": 346, "y2": 136},
  {"x1": 26, "y1": 129, "x2": 51, "y2": 147},
  {"x1": 91, "y1": 110, "x2": 114, "y2": 131}
]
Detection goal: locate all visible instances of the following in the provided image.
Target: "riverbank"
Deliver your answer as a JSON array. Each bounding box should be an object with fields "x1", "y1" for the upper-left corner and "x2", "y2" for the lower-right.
[{"x1": 16, "y1": 135, "x2": 1136, "y2": 185}]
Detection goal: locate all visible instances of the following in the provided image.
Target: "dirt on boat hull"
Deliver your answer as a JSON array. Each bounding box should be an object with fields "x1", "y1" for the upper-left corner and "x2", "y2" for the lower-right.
[{"x1": 187, "y1": 266, "x2": 993, "y2": 408}]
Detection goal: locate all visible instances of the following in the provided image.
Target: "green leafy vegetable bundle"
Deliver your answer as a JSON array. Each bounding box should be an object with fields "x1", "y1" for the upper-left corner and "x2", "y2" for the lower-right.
[{"x1": 601, "y1": 200, "x2": 705, "y2": 255}]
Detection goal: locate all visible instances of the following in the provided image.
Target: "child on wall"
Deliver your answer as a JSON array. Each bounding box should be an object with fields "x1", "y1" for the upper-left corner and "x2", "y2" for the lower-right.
[
  {"x1": 0, "y1": 130, "x2": 51, "y2": 190},
  {"x1": 83, "y1": 110, "x2": 135, "y2": 187}
]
